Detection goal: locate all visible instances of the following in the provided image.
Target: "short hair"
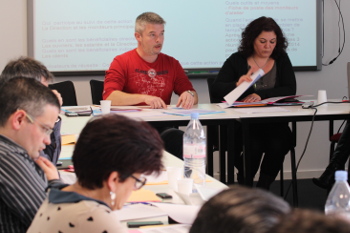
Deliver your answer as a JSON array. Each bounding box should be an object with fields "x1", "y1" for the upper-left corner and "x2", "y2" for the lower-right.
[
  {"x1": 135, "y1": 12, "x2": 166, "y2": 34},
  {"x1": 0, "y1": 77, "x2": 60, "y2": 126},
  {"x1": 0, "y1": 56, "x2": 53, "y2": 85},
  {"x1": 190, "y1": 185, "x2": 291, "y2": 233},
  {"x1": 268, "y1": 208, "x2": 350, "y2": 233},
  {"x1": 238, "y1": 16, "x2": 288, "y2": 59},
  {"x1": 72, "y1": 114, "x2": 164, "y2": 189}
]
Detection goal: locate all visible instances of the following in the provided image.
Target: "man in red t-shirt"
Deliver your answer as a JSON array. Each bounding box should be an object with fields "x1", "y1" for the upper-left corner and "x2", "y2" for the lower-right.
[{"x1": 104, "y1": 12, "x2": 198, "y2": 109}]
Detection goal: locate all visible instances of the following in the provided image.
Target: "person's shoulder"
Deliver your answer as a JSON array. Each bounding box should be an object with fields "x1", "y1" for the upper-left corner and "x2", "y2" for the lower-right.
[
  {"x1": 79, "y1": 201, "x2": 126, "y2": 231},
  {"x1": 114, "y1": 49, "x2": 136, "y2": 59},
  {"x1": 225, "y1": 52, "x2": 246, "y2": 64},
  {"x1": 276, "y1": 51, "x2": 289, "y2": 59}
]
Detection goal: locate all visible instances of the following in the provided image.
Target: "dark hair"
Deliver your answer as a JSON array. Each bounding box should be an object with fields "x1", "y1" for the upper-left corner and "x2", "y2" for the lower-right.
[
  {"x1": 0, "y1": 56, "x2": 53, "y2": 85},
  {"x1": 268, "y1": 209, "x2": 350, "y2": 233},
  {"x1": 0, "y1": 77, "x2": 60, "y2": 126},
  {"x1": 190, "y1": 185, "x2": 290, "y2": 233},
  {"x1": 238, "y1": 16, "x2": 288, "y2": 59},
  {"x1": 73, "y1": 114, "x2": 164, "y2": 189}
]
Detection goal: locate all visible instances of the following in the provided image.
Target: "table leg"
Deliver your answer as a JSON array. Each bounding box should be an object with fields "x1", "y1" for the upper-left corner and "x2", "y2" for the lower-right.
[{"x1": 242, "y1": 120, "x2": 253, "y2": 186}]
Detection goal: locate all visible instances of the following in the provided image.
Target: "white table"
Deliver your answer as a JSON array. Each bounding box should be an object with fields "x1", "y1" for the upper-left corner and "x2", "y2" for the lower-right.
[{"x1": 60, "y1": 104, "x2": 239, "y2": 181}]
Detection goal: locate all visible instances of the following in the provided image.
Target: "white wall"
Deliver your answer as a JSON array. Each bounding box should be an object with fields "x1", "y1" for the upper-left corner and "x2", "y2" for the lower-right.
[{"x1": 1, "y1": 1, "x2": 349, "y2": 178}]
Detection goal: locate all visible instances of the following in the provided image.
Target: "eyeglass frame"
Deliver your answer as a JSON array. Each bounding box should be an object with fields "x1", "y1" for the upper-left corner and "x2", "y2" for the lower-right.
[
  {"x1": 24, "y1": 111, "x2": 54, "y2": 136},
  {"x1": 129, "y1": 175, "x2": 147, "y2": 190}
]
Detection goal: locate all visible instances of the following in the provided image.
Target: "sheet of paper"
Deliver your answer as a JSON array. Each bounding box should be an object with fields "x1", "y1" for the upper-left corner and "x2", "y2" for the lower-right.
[
  {"x1": 116, "y1": 203, "x2": 167, "y2": 221},
  {"x1": 59, "y1": 171, "x2": 76, "y2": 184},
  {"x1": 151, "y1": 203, "x2": 201, "y2": 224},
  {"x1": 224, "y1": 69, "x2": 265, "y2": 105},
  {"x1": 60, "y1": 145, "x2": 74, "y2": 159},
  {"x1": 234, "y1": 107, "x2": 290, "y2": 114},
  {"x1": 127, "y1": 188, "x2": 162, "y2": 202},
  {"x1": 61, "y1": 134, "x2": 77, "y2": 145},
  {"x1": 194, "y1": 185, "x2": 227, "y2": 201},
  {"x1": 128, "y1": 224, "x2": 191, "y2": 233},
  {"x1": 162, "y1": 108, "x2": 224, "y2": 116}
]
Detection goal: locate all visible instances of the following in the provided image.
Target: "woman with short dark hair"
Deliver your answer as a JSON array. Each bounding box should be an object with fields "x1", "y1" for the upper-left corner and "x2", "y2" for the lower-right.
[{"x1": 27, "y1": 114, "x2": 164, "y2": 233}]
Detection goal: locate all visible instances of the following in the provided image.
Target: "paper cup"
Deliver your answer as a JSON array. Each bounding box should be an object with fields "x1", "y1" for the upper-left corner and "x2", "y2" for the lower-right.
[
  {"x1": 317, "y1": 90, "x2": 327, "y2": 106},
  {"x1": 100, "y1": 100, "x2": 111, "y2": 114},
  {"x1": 167, "y1": 167, "x2": 183, "y2": 191},
  {"x1": 177, "y1": 178, "x2": 193, "y2": 195}
]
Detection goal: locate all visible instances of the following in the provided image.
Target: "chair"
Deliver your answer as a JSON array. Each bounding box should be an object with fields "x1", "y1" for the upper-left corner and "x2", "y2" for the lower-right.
[
  {"x1": 206, "y1": 77, "x2": 298, "y2": 206},
  {"x1": 90, "y1": 79, "x2": 104, "y2": 105},
  {"x1": 49, "y1": 80, "x2": 78, "y2": 106}
]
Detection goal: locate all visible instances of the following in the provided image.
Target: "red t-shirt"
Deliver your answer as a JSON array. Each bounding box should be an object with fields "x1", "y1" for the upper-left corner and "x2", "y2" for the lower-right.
[{"x1": 104, "y1": 49, "x2": 195, "y2": 105}]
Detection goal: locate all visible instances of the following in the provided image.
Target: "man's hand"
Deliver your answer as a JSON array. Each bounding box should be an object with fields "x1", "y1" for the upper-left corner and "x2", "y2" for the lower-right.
[
  {"x1": 144, "y1": 95, "x2": 167, "y2": 109},
  {"x1": 35, "y1": 156, "x2": 60, "y2": 181},
  {"x1": 176, "y1": 91, "x2": 195, "y2": 109}
]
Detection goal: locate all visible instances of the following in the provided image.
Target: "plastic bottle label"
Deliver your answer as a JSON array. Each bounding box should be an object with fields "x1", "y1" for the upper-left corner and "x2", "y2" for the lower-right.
[{"x1": 183, "y1": 144, "x2": 206, "y2": 158}]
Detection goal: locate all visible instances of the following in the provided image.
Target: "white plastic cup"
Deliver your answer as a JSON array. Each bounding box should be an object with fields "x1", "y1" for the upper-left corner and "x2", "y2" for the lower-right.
[
  {"x1": 177, "y1": 178, "x2": 193, "y2": 195},
  {"x1": 100, "y1": 100, "x2": 111, "y2": 114},
  {"x1": 167, "y1": 167, "x2": 183, "y2": 191},
  {"x1": 317, "y1": 90, "x2": 328, "y2": 106}
]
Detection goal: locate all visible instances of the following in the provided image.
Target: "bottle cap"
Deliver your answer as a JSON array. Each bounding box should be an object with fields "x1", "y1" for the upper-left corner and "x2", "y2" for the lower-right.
[
  {"x1": 191, "y1": 112, "x2": 199, "y2": 119},
  {"x1": 335, "y1": 170, "x2": 348, "y2": 181}
]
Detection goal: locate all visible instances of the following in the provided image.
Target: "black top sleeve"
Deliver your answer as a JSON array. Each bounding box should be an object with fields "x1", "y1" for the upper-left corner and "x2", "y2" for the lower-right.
[{"x1": 212, "y1": 52, "x2": 296, "y2": 101}]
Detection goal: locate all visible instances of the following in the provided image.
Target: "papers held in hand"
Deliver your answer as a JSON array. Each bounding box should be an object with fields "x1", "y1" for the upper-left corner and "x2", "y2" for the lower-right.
[{"x1": 224, "y1": 69, "x2": 265, "y2": 106}]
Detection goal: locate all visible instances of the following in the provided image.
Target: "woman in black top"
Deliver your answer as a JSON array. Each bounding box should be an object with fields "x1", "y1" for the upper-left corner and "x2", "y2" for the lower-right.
[{"x1": 212, "y1": 16, "x2": 296, "y2": 189}]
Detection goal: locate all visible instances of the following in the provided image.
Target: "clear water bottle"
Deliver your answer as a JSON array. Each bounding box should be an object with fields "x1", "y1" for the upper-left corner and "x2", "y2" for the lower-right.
[
  {"x1": 183, "y1": 112, "x2": 206, "y2": 192},
  {"x1": 325, "y1": 170, "x2": 350, "y2": 220}
]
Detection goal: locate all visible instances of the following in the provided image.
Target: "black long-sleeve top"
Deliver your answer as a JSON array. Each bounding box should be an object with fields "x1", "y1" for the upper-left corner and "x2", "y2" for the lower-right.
[{"x1": 212, "y1": 52, "x2": 296, "y2": 102}]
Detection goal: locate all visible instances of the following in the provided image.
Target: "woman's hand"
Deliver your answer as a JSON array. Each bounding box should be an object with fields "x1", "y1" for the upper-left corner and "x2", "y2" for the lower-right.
[
  {"x1": 236, "y1": 67, "x2": 258, "y2": 86},
  {"x1": 241, "y1": 93, "x2": 261, "y2": 103}
]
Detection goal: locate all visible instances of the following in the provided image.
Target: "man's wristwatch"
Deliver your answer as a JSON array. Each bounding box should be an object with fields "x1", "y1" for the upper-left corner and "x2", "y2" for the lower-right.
[{"x1": 187, "y1": 90, "x2": 195, "y2": 97}]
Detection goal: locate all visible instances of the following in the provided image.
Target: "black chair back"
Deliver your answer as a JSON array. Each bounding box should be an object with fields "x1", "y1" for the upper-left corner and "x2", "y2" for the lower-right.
[
  {"x1": 90, "y1": 79, "x2": 104, "y2": 105},
  {"x1": 49, "y1": 80, "x2": 78, "y2": 106},
  {"x1": 206, "y1": 77, "x2": 221, "y2": 103}
]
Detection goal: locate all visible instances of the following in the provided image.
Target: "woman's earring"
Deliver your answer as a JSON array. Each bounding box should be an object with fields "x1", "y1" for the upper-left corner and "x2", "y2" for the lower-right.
[{"x1": 110, "y1": 191, "x2": 116, "y2": 207}]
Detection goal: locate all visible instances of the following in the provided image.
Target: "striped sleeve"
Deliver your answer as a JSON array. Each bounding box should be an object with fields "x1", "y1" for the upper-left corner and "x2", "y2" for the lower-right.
[{"x1": 0, "y1": 148, "x2": 47, "y2": 229}]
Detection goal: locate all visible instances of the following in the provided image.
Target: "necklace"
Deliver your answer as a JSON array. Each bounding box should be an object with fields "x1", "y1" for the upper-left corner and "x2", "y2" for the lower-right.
[{"x1": 252, "y1": 56, "x2": 270, "y2": 69}]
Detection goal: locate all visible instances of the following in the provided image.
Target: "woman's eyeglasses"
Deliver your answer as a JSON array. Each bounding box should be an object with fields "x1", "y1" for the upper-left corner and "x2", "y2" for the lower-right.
[{"x1": 130, "y1": 175, "x2": 147, "y2": 190}]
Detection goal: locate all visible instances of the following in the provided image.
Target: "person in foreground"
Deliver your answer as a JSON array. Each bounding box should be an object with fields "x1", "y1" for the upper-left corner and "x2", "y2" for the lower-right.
[
  {"x1": 104, "y1": 11, "x2": 198, "y2": 109},
  {"x1": 0, "y1": 56, "x2": 63, "y2": 165},
  {"x1": 27, "y1": 114, "x2": 164, "y2": 233},
  {"x1": 0, "y1": 77, "x2": 61, "y2": 233},
  {"x1": 189, "y1": 185, "x2": 290, "y2": 233},
  {"x1": 267, "y1": 208, "x2": 350, "y2": 233},
  {"x1": 212, "y1": 16, "x2": 296, "y2": 189},
  {"x1": 313, "y1": 120, "x2": 350, "y2": 190}
]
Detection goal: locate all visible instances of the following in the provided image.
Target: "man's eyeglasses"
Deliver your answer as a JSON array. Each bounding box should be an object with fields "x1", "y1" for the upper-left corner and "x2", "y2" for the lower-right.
[
  {"x1": 25, "y1": 113, "x2": 54, "y2": 136},
  {"x1": 130, "y1": 175, "x2": 147, "y2": 190}
]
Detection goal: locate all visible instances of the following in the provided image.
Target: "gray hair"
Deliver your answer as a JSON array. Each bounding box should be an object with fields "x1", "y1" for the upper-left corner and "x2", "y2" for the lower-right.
[
  {"x1": 135, "y1": 12, "x2": 166, "y2": 34},
  {"x1": 0, "y1": 56, "x2": 54, "y2": 85}
]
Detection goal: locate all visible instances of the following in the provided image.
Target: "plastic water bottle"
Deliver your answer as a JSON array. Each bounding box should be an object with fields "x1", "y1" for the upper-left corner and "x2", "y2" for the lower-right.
[
  {"x1": 325, "y1": 170, "x2": 350, "y2": 220},
  {"x1": 183, "y1": 112, "x2": 206, "y2": 192}
]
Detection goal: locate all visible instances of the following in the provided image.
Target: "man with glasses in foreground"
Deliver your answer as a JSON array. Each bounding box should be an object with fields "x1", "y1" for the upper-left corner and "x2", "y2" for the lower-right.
[
  {"x1": 28, "y1": 114, "x2": 164, "y2": 233},
  {"x1": 0, "y1": 77, "x2": 62, "y2": 233}
]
